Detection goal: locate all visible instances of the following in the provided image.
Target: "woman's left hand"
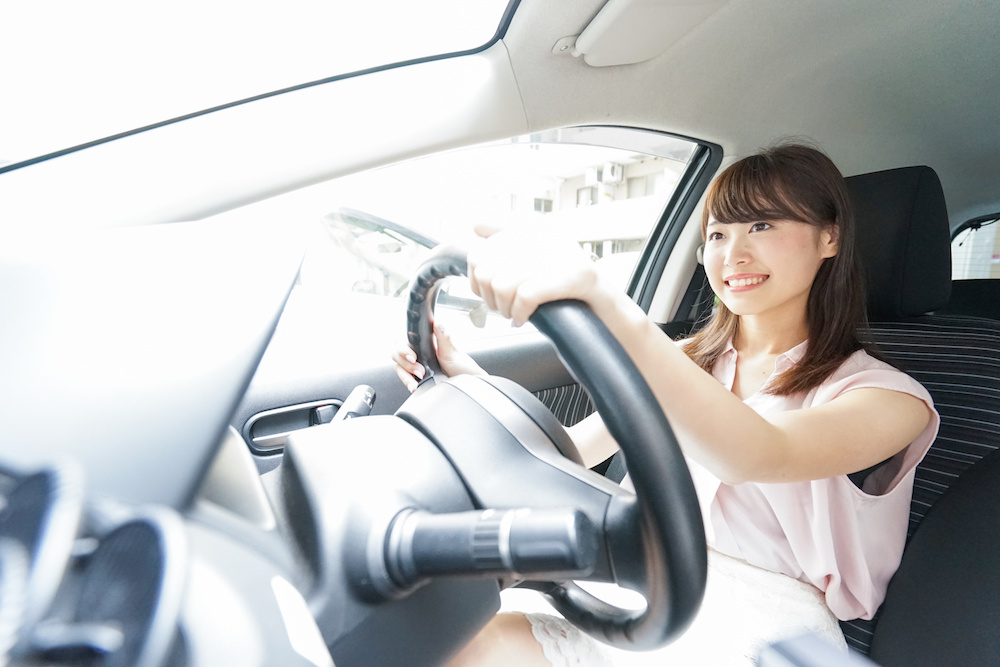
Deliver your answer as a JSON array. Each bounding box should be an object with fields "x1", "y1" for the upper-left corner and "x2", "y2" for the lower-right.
[
  {"x1": 466, "y1": 224, "x2": 602, "y2": 326},
  {"x1": 391, "y1": 323, "x2": 485, "y2": 392}
]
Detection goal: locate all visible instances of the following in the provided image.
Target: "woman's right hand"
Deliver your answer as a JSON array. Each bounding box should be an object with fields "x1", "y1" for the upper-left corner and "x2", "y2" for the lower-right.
[
  {"x1": 467, "y1": 224, "x2": 603, "y2": 328},
  {"x1": 392, "y1": 323, "x2": 485, "y2": 392}
]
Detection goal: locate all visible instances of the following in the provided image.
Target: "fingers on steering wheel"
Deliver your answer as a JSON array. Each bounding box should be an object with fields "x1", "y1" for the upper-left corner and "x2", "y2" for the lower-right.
[
  {"x1": 468, "y1": 232, "x2": 598, "y2": 327},
  {"x1": 392, "y1": 344, "x2": 424, "y2": 392},
  {"x1": 468, "y1": 254, "x2": 529, "y2": 325},
  {"x1": 432, "y1": 324, "x2": 455, "y2": 359},
  {"x1": 394, "y1": 363, "x2": 421, "y2": 392},
  {"x1": 508, "y1": 283, "x2": 549, "y2": 328},
  {"x1": 467, "y1": 261, "x2": 497, "y2": 315},
  {"x1": 490, "y1": 275, "x2": 523, "y2": 324}
]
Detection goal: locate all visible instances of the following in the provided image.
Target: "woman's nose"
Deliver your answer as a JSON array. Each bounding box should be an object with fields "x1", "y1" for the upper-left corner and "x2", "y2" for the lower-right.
[{"x1": 724, "y1": 236, "x2": 750, "y2": 266}]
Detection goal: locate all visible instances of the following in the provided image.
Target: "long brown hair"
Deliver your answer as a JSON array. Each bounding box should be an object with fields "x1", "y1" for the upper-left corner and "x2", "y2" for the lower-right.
[{"x1": 683, "y1": 142, "x2": 867, "y2": 395}]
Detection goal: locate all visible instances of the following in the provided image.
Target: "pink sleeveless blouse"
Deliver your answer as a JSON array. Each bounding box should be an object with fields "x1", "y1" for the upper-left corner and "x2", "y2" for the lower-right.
[{"x1": 683, "y1": 340, "x2": 938, "y2": 621}]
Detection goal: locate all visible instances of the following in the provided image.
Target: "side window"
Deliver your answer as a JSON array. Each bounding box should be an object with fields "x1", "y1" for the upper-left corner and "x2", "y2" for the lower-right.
[
  {"x1": 951, "y1": 216, "x2": 1000, "y2": 279},
  {"x1": 282, "y1": 127, "x2": 698, "y2": 340}
]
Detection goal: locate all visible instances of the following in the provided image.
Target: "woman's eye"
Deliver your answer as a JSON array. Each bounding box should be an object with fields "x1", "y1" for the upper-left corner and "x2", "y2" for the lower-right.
[
  {"x1": 750, "y1": 222, "x2": 771, "y2": 232},
  {"x1": 708, "y1": 231, "x2": 724, "y2": 241}
]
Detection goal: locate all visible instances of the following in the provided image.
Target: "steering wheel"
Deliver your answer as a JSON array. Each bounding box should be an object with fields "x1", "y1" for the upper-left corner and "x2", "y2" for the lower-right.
[{"x1": 403, "y1": 247, "x2": 707, "y2": 650}]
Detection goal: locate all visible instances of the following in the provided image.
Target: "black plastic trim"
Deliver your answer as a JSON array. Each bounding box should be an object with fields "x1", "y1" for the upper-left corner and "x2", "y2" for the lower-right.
[{"x1": 631, "y1": 141, "x2": 723, "y2": 313}]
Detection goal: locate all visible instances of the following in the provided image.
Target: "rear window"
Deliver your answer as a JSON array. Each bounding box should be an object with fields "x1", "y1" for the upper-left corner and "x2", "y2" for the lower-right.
[{"x1": 951, "y1": 215, "x2": 1000, "y2": 279}]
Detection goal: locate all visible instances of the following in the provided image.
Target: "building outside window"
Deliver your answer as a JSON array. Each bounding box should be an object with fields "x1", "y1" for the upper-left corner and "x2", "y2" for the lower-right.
[
  {"x1": 577, "y1": 186, "x2": 597, "y2": 207},
  {"x1": 534, "y1": 198, "x2": 553, "y2": 213},
  {"x1": 627, "y1": 173, "x2": 659, "y2": 199}
]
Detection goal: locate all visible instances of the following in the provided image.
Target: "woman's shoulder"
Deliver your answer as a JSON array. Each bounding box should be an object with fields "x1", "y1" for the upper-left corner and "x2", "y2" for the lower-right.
[
  {"x1": 824, "y1": 347, "x2": 902, "y2": 383},
  {"x1": 818, "y1": 347, "x2": 933, "y2": 404},
  {"x1": 839, "y1": 347, "x2": 898, "y2": 374}
]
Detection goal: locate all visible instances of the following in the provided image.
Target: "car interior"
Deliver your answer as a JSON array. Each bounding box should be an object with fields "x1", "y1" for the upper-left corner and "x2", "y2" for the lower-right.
[{"x1": 1, "y1": 0, "x2": 999, "y2": 665}]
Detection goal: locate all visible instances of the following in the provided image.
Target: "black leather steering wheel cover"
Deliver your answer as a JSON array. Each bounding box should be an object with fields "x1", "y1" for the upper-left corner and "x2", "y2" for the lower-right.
[
  {"x1": 531, "y1": 302, "x2": 706, "y2": 648},
  {"x1": 405, "y1": 249, "x2": 467, "y2": 379},
  {"x1": 406, "y1": 246, "x2": 706, "y2": 649}
]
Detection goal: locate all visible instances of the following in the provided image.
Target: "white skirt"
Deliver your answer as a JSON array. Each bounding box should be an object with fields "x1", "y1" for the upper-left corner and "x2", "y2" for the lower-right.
[{"x1": 499, "y1": 548, "x2": 848, "y2": 666}]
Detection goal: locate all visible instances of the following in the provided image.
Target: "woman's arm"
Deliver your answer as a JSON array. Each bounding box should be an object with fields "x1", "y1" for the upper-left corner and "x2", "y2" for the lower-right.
[
  {"x1": 467, "y1": 226, "x2": 932, "y2": 485},
  {"x1": 589, "y1": 288, "x2": 931, "y2": 484},
  {"x1": 567, "y1": 412, "x2": 619, "y2": 469}
]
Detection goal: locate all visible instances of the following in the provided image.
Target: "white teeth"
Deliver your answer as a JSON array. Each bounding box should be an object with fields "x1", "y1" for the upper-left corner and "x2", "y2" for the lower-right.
[{"x1": 728, "y1": 277, "x2": 765, "y2": 287}]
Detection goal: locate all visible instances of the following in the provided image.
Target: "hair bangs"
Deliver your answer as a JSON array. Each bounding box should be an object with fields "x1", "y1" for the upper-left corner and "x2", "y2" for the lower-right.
[{"x1": 704, "y1": 151, "x2": 831, "y2": 233}]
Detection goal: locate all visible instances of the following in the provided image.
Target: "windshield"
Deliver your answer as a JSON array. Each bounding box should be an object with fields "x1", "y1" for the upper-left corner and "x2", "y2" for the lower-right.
[
  {"x1": 221, "y1": 127, "x2": 698, "y2": 359},
  {"x1": 0, "y1": 0, "x2": 513, "y2": 167}
]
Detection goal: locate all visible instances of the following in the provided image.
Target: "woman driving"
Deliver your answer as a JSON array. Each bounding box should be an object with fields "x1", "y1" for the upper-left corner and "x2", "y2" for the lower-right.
[{"x1": 393, "y1": 143, "x2": 939, "y2": 665}]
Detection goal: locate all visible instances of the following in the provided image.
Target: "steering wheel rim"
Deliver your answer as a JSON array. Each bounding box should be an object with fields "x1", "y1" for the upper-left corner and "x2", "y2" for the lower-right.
[
  {"x1": 405, "y1": 246, "x2": 706, "y2": 650},
  {"x1": 404, "y1": 251, "x2": 466, "y2": 381}
]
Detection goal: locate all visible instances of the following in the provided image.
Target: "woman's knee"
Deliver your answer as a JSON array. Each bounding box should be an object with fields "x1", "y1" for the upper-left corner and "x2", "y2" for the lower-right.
[{"x1": 446, "y1": 613, "x2": 549, "y2": 667}]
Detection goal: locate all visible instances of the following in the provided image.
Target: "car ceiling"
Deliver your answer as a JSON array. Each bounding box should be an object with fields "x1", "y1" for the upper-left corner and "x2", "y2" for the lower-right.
[
  {"x1": 2, "y1": 1, "x2": 994, "y2": 234},
  {"x1": 503, "y1": 0, "x2": 1000, "y2": 228}
]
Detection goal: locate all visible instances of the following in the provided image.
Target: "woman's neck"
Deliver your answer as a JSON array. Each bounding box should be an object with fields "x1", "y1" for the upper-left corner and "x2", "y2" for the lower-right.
[{"x1": 733, "y1": 313, "x2": 808, "y2": 357}]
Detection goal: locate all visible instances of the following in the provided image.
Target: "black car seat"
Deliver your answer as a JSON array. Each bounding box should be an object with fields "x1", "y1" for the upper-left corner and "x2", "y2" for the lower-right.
[
  {"x1": 939, "y1": 213, "x2": 1000, "y2": 320},
  {"x1": 938, "y1": 278, "x2": 1000, "y2": 320},
  {"x1": 839, "y1": 165, "x2": 1000, "y2": 663}
]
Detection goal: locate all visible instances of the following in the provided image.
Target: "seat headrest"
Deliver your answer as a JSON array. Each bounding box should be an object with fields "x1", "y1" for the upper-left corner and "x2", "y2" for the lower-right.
[{"x1": 846, "y1": 166, "x2": 952, "y2": 319}]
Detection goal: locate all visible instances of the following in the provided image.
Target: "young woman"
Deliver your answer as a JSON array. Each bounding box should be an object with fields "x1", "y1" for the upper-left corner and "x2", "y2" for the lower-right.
[{"x1": 393, "y1": 143, "x2": 939, "y2": 665}]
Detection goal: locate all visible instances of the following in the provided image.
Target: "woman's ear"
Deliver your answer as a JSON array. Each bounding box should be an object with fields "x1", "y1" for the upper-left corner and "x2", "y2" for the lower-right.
[{"x1": 821, "y1": 224, "x2": 839, "y2": 258}]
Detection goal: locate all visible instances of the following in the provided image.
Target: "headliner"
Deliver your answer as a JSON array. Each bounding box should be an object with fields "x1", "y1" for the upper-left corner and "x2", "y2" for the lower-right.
[{"x1": 503, "y1": 0, "x2": 1000, "y2": 228}]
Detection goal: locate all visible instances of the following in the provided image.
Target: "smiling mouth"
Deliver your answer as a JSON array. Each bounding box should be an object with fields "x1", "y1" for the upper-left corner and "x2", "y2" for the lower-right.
[{"x1": 725, "y1": 276, "x2": 768, "y2": 288}]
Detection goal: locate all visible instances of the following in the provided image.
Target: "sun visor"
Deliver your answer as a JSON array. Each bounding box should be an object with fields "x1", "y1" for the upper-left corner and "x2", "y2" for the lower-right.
[{"x1": 567, "y1": 0, "x2": 729, "y2": 67}]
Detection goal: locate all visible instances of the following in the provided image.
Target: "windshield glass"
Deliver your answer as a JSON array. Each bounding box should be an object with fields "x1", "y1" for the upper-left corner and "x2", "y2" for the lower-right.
[
  {"x1": 0, "y1": 0, "x2": 512, "y2": 167},
  {"x1": 218, "y1": 127, "x2": 698, "y2": 363}
]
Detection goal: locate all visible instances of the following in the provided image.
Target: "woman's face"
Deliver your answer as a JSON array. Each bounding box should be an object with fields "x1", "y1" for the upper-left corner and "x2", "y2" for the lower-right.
[{"x1": 703, "y1": 218, "x2": 838, "y2": 321}]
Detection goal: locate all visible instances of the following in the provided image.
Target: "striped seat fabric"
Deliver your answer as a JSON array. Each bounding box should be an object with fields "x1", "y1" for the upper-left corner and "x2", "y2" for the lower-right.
[
  {"x1": 866, "y1": 316, "x2": 1000, "y2": 540},
  {"x1": 840, "y1": 165, "x2": 1000, "y2": 659},
  {"x1": 841, "y1": 314, "x2": 1000, "y2": 654},
  {"x1": 533, "y1": 382, "x2": 595, "y2": 428}
]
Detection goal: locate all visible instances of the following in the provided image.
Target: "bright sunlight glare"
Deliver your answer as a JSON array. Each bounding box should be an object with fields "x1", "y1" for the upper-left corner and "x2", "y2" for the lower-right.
[{"x1": 0, "y1": 0, "x2": 510, "y2": 166}]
